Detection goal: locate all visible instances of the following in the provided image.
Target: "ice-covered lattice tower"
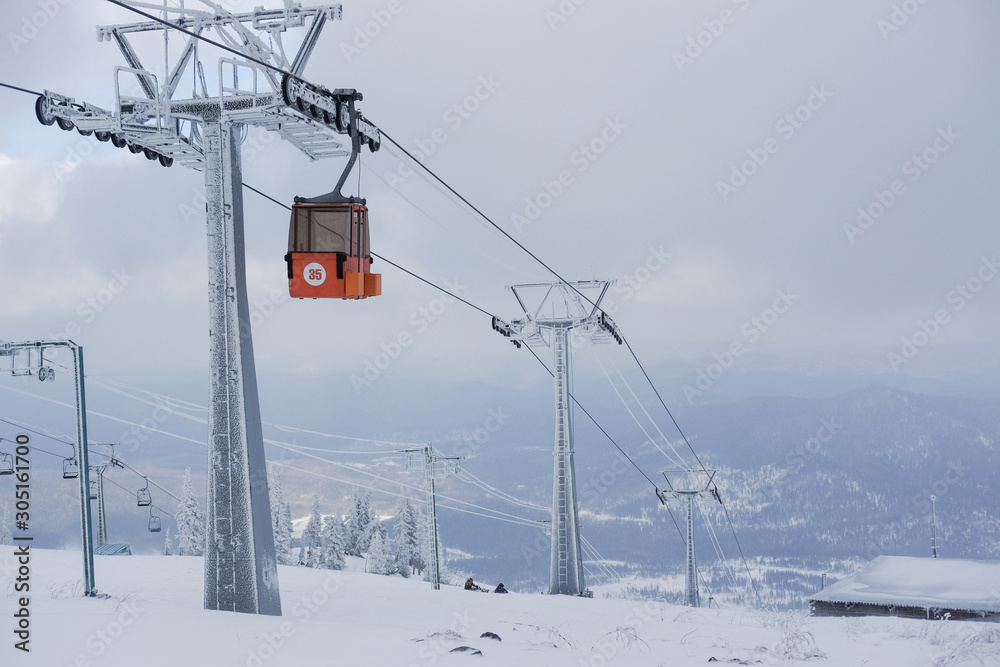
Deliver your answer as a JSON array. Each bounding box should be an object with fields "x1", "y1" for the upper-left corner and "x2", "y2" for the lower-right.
[
  {"x1": 33, "y1": 1, "x2": 379, "y2": 614},
  {"x1": 496, "y1": 281, "x2": 621, "y2": 596}
]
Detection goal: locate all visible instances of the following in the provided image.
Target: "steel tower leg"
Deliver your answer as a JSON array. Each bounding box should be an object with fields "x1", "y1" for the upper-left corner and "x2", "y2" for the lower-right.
[
  {"x1": 96, "y1": 468, "x2": 107, "y2": 546},
  {"x1": 550, "y1": 327, "x2": 584, "y2": 595},
  {"x1": 72, "y1": 345, "x2": 96, "y2": 596},
  {"x1": 685, "y1": 495, "x2": 698, "y2": 607},
  {"x1": 203, "y1": 120, "x2": 281, "y2": 616},
  {"x1": 428, "y1": 474, "x2": 442, "y2": 590}
]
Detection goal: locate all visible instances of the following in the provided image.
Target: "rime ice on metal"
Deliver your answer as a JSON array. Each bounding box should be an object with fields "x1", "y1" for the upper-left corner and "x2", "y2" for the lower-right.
[
  {"x1": 28, "y1": 0, "x2": 380, "y2": 615},
  {"x1": 402, "y1": 445, "x2": 461, "y2": 590},
  {"x1": 501, "y1": 281, "x2": 621, "y2": 596},
  {"x1": 658, "y1": 469, "x2": 717, "y2": 608}
]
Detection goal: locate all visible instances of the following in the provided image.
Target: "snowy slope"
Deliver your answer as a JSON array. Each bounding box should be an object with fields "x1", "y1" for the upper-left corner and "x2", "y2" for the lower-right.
[{"x1": 3, "y1": 546, "x2": 999, "y2": 666}]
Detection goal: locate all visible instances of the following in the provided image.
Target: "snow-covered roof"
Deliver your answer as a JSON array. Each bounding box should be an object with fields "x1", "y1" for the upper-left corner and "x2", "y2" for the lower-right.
[
  {"x1": 94, "y1": 543, "x2": 132, "y2": 556},
  {"x1": 809, "y1": 556, "x2": 1000, "y2": 613}
]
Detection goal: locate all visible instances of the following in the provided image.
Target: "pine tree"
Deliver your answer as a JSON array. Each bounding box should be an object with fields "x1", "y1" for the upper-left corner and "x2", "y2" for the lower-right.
[
  {"x1": 303, "y1": 495, "x2": 323, "y2": 568},
  {"x1": 393, "y1": 495, "x2": 420, "y2": 578},
  {"x1": 320, "y1": 515, "x2": 346, "y2": 570},
  {"x1": 163, "y1": 527, "x2": 173, "y2": 556},
  {"x1": 366, "y1": 531, "x2": 392, "y2": 575},
  {"x1": 175, "y1": 468, "x2": 205, "y2": 556},
  {"x1": 365, "y1": 510, "x2": 386, "y2": 551},
  {"x1": 415, "y1": 507, "x2": 431, "y2": 578},
  {"x1": 0, "y1": 503, "x2": 12, "y2": 546},
  {"x1": 269, "y1": 469, "x2": 295, "y2": 565},
  {"x1": 345, "y1": 490, "x2": 373, "y2": 556}
]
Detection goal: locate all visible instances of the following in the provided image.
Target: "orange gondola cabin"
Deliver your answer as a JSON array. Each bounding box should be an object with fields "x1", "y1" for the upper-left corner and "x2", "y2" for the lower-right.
[{"x1": 285, "y1": 197, "x2": 381, "y2": 299}]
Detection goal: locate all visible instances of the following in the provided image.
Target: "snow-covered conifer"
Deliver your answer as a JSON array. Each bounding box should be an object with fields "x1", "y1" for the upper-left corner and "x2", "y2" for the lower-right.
[
  {"x1": 320, "y1": 515, "x2": 346, "y2": 570},
  {"x1": 345, "y1": 490, "x2": 373, "y2": 556},
  {"x1": 175, "y1": 468, "x2": 205, "y2": 556},
  {"x1": 393, "y1": 495, "x2": 420, "y2": 578},
  {"x1": 366, "y1": 531, "x2": 392, "y2": 575},
  {"x1": 303, "y1": 495, "x2": 324, "y2": 568},
  {"x1": 269, "y1": 469, "x2": 295, "y2": 565}
]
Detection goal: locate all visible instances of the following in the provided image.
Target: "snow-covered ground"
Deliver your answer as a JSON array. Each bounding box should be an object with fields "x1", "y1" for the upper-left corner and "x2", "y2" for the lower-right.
[{"x1": 2, "y1": 546, "x2": 999, "y2": 666}]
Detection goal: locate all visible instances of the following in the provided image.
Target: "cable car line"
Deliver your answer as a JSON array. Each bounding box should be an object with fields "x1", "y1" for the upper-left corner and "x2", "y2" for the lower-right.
[
  {"x1": 599, "y1": 351, "x2": 693, "y2": 467},
  {"x1": 593, "y1": 351, "x2": 687, "y2": 469},
  {"x1": 3, "y1": 40, "x2": 745, "y2": 586},
  {"x1": 0, "y1": 413, "x2": 183, "y2": 503},
  {"x1": 0, "y1": 415, "x2": 76, "y2": 453},
  {"x1": 6, "y1": 4, "x2": 708, "y2": 462},
  {"x1": 0, "y1": 383, "x2": 206, "y2": 447},
  {"x1": 521, "y1": 346, "x2": 659, "y2": 490},
  {"x1": 0, "y1": 434, "x2": 177, "y2": 521},
  {"x1": 76, "y1": 5, "x2": 712, "y2": 489},
  {"x1": 0, "y1": 81, "x2": 41, "y2": 96}
]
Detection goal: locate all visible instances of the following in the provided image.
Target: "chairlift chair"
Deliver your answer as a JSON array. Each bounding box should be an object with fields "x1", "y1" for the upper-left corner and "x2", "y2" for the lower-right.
[
  {"x1": 89, "y1": 479, "x2": 98, "y2": 500},
  {"x1": 136, "y1": 478, "x2": 151, "y2": 507},
  {"x1": 0, "y1": 452, "x2": 13, "y2": 476},
  {"x1": 63, "y1": 457, "x2": 80, "y2": 479},
  {"x1": 148, "y1": 509, "x2": 161, "y2": 533}
]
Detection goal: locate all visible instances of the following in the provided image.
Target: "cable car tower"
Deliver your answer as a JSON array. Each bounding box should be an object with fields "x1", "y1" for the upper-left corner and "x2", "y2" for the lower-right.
[
  {"x1": 401, "y1": 445, "x2": 462, "y2": 590},
  {"x1": 31, "y1": 1, "x2": 381, "y2": 615},
  {"x1": 493, "y1": 280, "x2": 621, "y2": 596},
  {"x1": 657, "y1": 469, "x2": 717, "y2": 607}
]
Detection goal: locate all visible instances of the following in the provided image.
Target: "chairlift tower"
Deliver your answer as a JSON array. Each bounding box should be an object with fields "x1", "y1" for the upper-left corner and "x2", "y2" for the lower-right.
[
  {"x1": 930, "y1": 493, "x2": 939, "y2": 558},
  {"x1": 0, "y1": 340, "x2": 95, "y2": 596},
  {"x1": 494, "y1": 281, "x2": 622, "y2": 596},
  {"x1": 90, "y1": 445, "x2": 124, "y2": 547},
  {"x1": 657, "y1": 469, "x2": 717, "y2": 607},
  {"x1": 402, "y1": 445, "x2": 461, "y2": 590},
  {"x1": 31, "y1": 1, "x2": 380, "y2": 615}
]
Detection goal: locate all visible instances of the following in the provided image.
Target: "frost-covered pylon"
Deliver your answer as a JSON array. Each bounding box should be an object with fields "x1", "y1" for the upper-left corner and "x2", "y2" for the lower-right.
[
  {"x1": 657, "y1": 469, "x2": 717, "y2": 607},
  {"x1": 401, "y1": 445, "x2": 461, "y2": 590},
  {"x1": 496, "y1": 281, "x2": 621, "y2": 596},
  {"x1": 30, "y1": 1, "x2": 375, "y2": 615}
]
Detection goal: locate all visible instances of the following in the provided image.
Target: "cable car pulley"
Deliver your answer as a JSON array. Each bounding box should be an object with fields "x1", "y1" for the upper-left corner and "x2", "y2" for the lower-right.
[{"x1": 283, "y1": 76, "x2": 381, "y2": 300}]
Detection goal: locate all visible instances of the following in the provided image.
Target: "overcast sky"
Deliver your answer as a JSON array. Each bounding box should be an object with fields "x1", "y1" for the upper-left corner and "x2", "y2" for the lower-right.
[{"x1": 1, "y1": 0, "x2": 999, "y2": 444}]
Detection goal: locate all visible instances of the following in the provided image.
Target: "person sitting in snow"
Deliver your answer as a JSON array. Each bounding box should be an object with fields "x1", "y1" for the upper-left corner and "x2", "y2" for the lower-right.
[
  {"x1": 494, "y1": 583, "x2": 508, "y2": 594},
  {"x1": 464, "y1": 577, "x2": 482, "y2": 591}
]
